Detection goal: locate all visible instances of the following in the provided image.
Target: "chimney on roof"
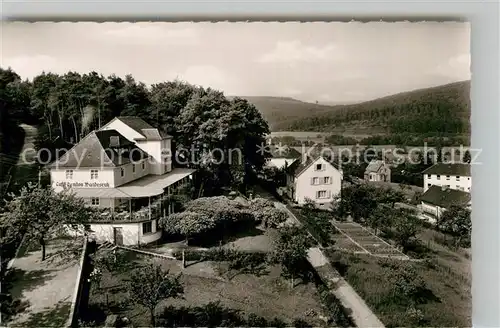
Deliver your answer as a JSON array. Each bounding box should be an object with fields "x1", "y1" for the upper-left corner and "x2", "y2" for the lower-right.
[{"x1": 109, "y1": 136, "x2": 120, "y2": 148}]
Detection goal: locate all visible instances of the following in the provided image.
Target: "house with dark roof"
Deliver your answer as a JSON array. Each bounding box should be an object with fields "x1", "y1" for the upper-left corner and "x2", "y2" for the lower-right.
[
  {"x1": 364, "y1": 160, "x2": 391, "y2": 183},
  {"x1": 50, "y1": 116, "x2": 195, "y2": 246},
  {"x1": 420, "y1": 185, "x2": 471, "y2": 221},
  {"x1": 283, "y1": 154, "x2": 343, "y2": 207},
  {"x1": 422, "y1": 163, "x2": 471, "y2": 193}
]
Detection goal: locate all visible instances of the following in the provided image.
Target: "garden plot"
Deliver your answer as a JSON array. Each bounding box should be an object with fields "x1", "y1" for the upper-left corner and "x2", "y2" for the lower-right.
[{"x1": 332, "y1": 221, "x2": 409, "y2": 259}]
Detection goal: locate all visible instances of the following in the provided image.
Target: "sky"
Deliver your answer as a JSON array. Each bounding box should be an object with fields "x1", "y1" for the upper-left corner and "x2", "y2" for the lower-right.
[{"x1": 1, "y1": 22, "x2": 470, "y2": 103}]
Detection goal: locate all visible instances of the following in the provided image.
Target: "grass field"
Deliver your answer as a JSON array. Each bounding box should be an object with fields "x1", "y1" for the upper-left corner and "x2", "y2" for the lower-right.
[{"x1": 85, "y1": 250, "x2": 326, "y2": 327}]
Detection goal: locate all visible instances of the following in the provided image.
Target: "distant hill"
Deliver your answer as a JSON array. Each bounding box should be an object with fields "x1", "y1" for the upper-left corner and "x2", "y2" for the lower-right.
[
  {"x1": 231, "y1": 96, "x2": 345, "y2": 131},
  {"x1": 239, "y1": 81, "x2": 471, "y2": 136}
]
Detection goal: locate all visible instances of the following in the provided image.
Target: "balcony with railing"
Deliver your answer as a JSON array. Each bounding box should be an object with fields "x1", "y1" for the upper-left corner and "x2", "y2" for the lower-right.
[{"x1": 89, "y1": 195, "x2": 174, "y2": 223}]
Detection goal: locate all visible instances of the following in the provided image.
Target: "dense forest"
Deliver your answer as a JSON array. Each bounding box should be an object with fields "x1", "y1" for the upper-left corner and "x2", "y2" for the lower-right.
[
  {"x1": 0, "y1": 67, "x2": 270, "y2": 197},
  {"x1": 243, "y1": 81, "x2": 470, "y2": 137}
]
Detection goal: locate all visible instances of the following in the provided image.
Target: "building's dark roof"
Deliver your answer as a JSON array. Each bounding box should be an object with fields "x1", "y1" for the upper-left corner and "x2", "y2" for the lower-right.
[
  {"x1": 286, "y1": 153, "x2": 341, "y2": 177},
  {"x1": 50, "y1": 129, "x2": 150, "y2": 169},
  {"x1": 423, "y1": 163, "x2": 471, "y2": 177},
  {"x1": 364, "y1": 160, "x2": 385, "y2": 174},
  {"x1": 95, "y1": 129, "x2": 135, "y2": 149},
  {"x1": 268, "y1": 145, "x2": 301, "y2": 159},
  {"x1": 116, "y1": 116, "x2": 172, "y2": 140},
  {"x1": 420, "y1": 185, "x2": 471, "y2": 208}
]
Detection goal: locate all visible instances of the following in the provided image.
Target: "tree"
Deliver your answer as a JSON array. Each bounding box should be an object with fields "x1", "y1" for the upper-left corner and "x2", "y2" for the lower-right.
[
  {"x1": 128, "y1": 263, "x2": 184, "y2": 327},
  {"x1": 0, "y1": 183, "x2": 94, "y2": 261},
  {"x1": 462, "y1": 150, "x2": 471, "y2": 164},
  {"x1": 159, "y1": 211, "x2": 216, "y2": 244},
  {"x1": 337, "y1": 184, "x2": 378, "y2": 221},
  {"x1": 249, "y1": 198, "x2": 287, "y2": 228},
  {"x1": 390, "y1": 263, "x2": 429, "y2": 306},
  {"x1": 366, "y1": 206, "x2": 394, "y2": 236},
  {"x1": 437, "y1": 204, "x2": 471, "y2": 248},
  {"x1": 392, "y1": 209, "x2": 421, "y2": 251},
  {"x1": 267, "y1": 226, "x2": 312, "y2": 288},
  {"x1": 376, "y1": 188, "x2": 406, "y2": 208}
]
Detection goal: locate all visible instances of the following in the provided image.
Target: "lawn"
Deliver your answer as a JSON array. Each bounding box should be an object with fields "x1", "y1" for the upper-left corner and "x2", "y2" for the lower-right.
[
  {"x1": 84, "y1": 250, "x2": 327, "y2": 327},
  {"x1": 324, "y1": 243, "x2": 471, "y2": 327}
]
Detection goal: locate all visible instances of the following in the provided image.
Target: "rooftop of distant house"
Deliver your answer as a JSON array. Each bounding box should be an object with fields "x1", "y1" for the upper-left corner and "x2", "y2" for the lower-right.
[
  {"x1": 286, "y1": 153, "x2": 341, "y2": 177},
  {"x1": 422, "y1": 163, "x2": 471, "y2": 177},
  {"x1": 364, "y1": 160, "x2": 388, "y2": 173}
]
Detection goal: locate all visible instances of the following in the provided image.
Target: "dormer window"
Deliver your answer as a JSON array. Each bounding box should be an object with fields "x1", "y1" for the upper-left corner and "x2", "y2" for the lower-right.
[{"x1": 65, "y1": 170, "x2": 73, "y2": 179}]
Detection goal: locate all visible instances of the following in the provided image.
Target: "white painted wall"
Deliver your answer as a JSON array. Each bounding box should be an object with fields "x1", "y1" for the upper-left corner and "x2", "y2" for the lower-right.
[
  {"x1": 367, "y1": 166, "x2": 391, "y2": 182},
  {"x1": 51, "y1": 168, "x2": 116, "y2": 192},
  {"x1": 101, "y1": 118, "x2": 172, "y2": 175},
  {"x1": 113, "y1": 159, "x2": 150, "y2": 187},
  {"x1": 294, "y1": 157, "x2": 342, "y2": 205},
  {"x1": 424, "y1": 174, "x2": 471, "y2": 192},
  {"x1": 64, "y1": 219, "x2": 161, "y2": 246}
]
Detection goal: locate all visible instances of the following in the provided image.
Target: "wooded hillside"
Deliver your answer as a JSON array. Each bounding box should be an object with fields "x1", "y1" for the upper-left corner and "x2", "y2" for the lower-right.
[{"x1": 242, "y1": 81, "x2": 471, "y2": 135}]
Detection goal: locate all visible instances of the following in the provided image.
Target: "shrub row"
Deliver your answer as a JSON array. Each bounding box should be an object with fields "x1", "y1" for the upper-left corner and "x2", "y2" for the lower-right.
[
  {"x1": 157, "y1": 301, "x2": 313, "y2": 328},
  {"x1": 288, "y1": 206, "x2": 332, "y2": 247},
  {"x1": 172, "y1": 248, "x2": 268, "y2": 270}
]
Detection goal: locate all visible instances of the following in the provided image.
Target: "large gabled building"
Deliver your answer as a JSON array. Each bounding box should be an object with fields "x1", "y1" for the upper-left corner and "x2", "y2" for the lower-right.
[
  {"x1": 422, "y1": 163, "x2": 471, "y2": 193},
  {"x1": 50, "y1": 116, "x2": 195, "y2": 246}
]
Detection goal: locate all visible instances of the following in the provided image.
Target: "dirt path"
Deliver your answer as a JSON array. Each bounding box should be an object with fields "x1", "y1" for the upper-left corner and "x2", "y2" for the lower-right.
[{"x1": 6, "y1": 239, "x2": 82, "y2": 327}]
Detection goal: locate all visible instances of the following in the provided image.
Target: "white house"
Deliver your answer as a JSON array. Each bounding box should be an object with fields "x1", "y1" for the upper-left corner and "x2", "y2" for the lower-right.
[
  {"x1": 285, "y1": 155, "x2": 343, "y2": 207},
  {"x1": 364, "y1": 160, "x2": 391, "y2": 182},
  {"x1": 50, "y1": 116, "x2": 195, "y2": 246},
  {"x1": 422, "y1": 163, "x2": 471, "y2": 193}
]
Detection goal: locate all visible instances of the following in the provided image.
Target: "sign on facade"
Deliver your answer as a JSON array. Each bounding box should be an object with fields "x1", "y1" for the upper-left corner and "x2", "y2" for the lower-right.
[{"x1": 55, "y1": 181, "x2": 111, "y2": 188}]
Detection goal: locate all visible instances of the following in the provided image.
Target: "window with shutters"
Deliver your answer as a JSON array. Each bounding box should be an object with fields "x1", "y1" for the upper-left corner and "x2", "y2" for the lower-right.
[
  {"x1": 316, "y1": 190, "x2": 327, "y2": 199},
  {"x1": 323, "y1": 177, "x2": 331, "y2": 184},
  {"x1": 315, "y1": 164, "x2": 323, "y2": 171},
  {"x1": 312, "y1": 177, "x2": 319, "y2": 185}
]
